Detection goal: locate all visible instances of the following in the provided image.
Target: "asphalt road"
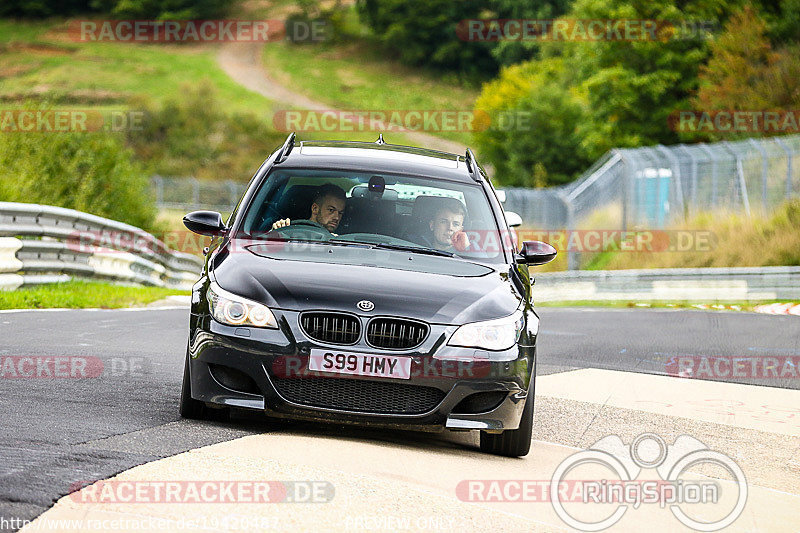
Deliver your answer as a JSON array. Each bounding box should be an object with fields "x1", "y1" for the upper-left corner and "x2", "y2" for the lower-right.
[{"x1": 0, "y1": 306, "x2": 797, "y2": 529}]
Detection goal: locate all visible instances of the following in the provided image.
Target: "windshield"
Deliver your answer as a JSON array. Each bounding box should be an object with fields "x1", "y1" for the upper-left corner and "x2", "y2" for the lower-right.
[{"x1": 238, "y1": 168, "x2": 510, "y2": 264}]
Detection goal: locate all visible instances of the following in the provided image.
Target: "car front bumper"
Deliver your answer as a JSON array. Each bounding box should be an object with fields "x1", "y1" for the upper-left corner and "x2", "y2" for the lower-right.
[{"x1": 187, "y1": 311, "x2": 536, "y2": 432}]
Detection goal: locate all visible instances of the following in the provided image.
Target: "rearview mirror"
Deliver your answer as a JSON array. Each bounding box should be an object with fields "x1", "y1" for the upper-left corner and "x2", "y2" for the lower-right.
[
  {"x1": 183, "y1": 211, "x2": 226, "y2": 236},
  {"x1": 518, "y1": 241, "x2": 557, "y2": 266}
]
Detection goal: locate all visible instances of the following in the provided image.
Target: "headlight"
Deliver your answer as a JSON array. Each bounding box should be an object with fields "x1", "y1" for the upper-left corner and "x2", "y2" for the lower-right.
[
  {"x1": 447, "y1": 309, "x2": 524, "y2": 351},
  {"x1": 207, "y1": 281, "x2": 278, "y2": 329}
]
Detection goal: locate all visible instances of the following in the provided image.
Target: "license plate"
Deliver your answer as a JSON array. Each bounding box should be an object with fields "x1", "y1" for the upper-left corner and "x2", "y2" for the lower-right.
[{"x1": 308, "y1": 349, "x2": 411, "y2": 379}]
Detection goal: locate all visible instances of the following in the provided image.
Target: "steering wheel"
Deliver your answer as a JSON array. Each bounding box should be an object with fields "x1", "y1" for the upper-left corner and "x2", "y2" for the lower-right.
[{"x1": 270, "y1": 219, "x2": 332, "y2": 240}]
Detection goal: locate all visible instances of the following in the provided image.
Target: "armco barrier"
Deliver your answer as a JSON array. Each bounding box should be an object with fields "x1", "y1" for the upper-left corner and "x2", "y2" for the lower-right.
[
  {"x1": 534, "y1": 266, "x2": 800, "y2": 302},
  {"x1": 0, "y1": 202, "x2": 203, "y2": 291}
]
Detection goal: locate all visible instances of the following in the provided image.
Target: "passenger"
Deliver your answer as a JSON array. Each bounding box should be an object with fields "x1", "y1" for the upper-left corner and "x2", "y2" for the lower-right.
[
  {"x1": 421, "y1": 198, "x2": 470, "y2": 252},
  {"x1": 272, "y1": 183, "x2": 346, "y2": 233}
]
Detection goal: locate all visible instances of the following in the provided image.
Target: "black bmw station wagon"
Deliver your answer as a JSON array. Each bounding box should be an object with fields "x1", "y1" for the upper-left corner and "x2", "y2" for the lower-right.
[{"x1": 180, "y1": 134, "x2": 556, "y2": 457}]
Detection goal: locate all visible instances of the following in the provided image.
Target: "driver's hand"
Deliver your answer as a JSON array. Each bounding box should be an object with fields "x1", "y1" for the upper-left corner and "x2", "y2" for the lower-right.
[
  {"x1": 271, "y1": 218, "x2": 290, "y2": 230},
  {"x1": 452, "y1": 231, "x2": 470, "y2": 252}
]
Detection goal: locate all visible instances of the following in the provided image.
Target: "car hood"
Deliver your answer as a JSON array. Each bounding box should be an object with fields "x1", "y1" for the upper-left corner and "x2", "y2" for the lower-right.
[{"x1": 211, "y1": 240, "x2": 521, "y2": 324}]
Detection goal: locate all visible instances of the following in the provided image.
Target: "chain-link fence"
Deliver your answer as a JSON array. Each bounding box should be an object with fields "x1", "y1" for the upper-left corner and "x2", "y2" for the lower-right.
[
  {"x1": 152, "y1": 135, "x2": 800, "y2": 229},
  {"x1": 503, "y1": 134, "x2": 800, "y2": 230},
  {"x1": 151, "y1": 175, "x2": 247, "y2": 212}
]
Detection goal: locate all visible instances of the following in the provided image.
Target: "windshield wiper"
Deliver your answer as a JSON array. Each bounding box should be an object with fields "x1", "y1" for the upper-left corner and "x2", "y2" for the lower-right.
[{"x1": 369, "y1": 242, "x2": 455, "y2": 257}]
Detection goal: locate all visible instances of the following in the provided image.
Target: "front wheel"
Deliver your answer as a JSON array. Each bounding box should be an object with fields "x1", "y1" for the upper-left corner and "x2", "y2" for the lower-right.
[{"x1": 479, "y1": 390, "x2": 534, "y2": 457}]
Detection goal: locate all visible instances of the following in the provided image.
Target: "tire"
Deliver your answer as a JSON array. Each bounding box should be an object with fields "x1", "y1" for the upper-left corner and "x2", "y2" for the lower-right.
[
  {"x1": 179, "y1": 351, "x2": 207, "y2": 420},
  {"x1": 480, "y1": 387, "x2": 535, "y2": 457}
]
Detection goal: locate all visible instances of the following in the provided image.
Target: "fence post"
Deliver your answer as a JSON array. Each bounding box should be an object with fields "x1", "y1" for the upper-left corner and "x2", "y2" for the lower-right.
[
  {"x1": 613, "y1": 149, "x2": 627, "y2": 230},
  {"x1": 151, "y1": 175, "x2": 164, "y2": 207},
  {"x1": 226, "y1": 181, "x2": 240, "y2": 213},
  {"x1": 677, "y1": 145, "x2": 698, "y2": 211},
  {"x1": 722, "y1": 142, "x2": 751, "y2": 216},
  {"x1": 697, "y1": 143, "x2": 717, "y2": 207},
  {"x1": 558, "y1": 190, "x2": 579, "y2": 270},
  {"x1": 773, "y1": 137, "x2": 793, "y2": 199},
  {"x1": 190, "y1": 177, "x2": 200, "y2": 209},
  {"x1": 748, "y1": 138, "x2": 769, "y2": 212}
]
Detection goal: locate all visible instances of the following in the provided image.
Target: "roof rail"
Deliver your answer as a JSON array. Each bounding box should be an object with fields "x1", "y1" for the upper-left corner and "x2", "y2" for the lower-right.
[
  {"x1": 464, "y1": 148, "x2": 481, "y2": 182},
  {"x1": 275, "y1": 132, "x2": 296, "y2": 163}
]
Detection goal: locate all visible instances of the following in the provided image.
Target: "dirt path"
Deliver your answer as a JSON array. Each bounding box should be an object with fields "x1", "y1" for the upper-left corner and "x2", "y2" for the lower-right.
[{"x1": 217, "y1": 41, "x2": 468, "y2": 154}]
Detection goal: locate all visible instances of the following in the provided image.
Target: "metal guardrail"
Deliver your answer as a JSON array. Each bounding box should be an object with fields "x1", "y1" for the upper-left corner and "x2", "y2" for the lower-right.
[
  {"x1": 0, "y1": 202, "x2": 204, "y2": 291},
  {"x1": 533, "y1": 266, "x2": 800, "y2": 302}
]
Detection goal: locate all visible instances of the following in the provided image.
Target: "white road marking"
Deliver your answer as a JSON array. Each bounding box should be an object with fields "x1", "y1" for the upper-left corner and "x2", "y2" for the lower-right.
[{"x1": 537, "y1": 368, "x2": 800, "y2": 436}]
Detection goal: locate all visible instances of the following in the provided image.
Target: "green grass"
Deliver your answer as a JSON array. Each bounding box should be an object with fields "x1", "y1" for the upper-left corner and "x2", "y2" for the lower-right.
[
  {"x1": 0, "y1": 280, "x2": 188, "y2": 309},
  {"x1": 589, "y1": 200, "x2": 800, "y2": 270},
  {"x1": 0, "y1": 20, "x2": 277, "y2": 116},
  {"x1": 261, "y1": 37, "x2": 480, "y2": 146}
]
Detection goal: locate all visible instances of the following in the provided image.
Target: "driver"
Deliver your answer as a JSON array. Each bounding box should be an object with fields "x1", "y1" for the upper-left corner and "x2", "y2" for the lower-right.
[
  {"x1": 272, "y1": 183, "x2": 346, "y2": 233},
  {"x1": 421, "y1": 199, "x2": 470, "y2": 252}
]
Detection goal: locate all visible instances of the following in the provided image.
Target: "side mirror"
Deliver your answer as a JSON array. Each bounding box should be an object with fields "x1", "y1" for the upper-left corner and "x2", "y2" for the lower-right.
[
  {"x1": 505, "y1": 211, "x2": 523, "y2": 228},
  {"x1": 517, "y1": 240, "x2": 557, "y2": 266},
  {"x1": 183, "y1": 211, "x2": 226, "y2": 236}
]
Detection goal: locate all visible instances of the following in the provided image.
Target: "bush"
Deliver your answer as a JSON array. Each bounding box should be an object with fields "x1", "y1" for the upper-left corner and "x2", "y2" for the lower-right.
[
  {"x1": 0, "y1": 128, "x2": 157, "y2": 232},
  {"x1": 599, "y1": 200, "x2": 800, "y2": 270},
  {"x1": 125, "y1": 81, "x2": 287, "y2": 180}
]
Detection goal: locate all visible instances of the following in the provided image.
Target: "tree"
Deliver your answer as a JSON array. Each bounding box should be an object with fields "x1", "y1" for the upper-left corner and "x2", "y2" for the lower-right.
[
  {"x1": 489, "y1": 0, "x2": 573, "y2": 66},
  {"x1": 688, "y1": 5, "x2": 800, "y2": 140},
  {"x1": 355, "y1": 0, "x2": 496, "y2": 79},
  {"x1": 693, "y1": 6, "x2": 777, "y2": 112},
  {"x1": 473, "y1": 58, "x2": 590, "y2": 186}
]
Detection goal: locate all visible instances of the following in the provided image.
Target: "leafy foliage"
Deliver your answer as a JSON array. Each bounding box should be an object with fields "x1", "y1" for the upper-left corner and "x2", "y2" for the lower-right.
[
  {"x1": 488, "y1": 0, "x2": 572, "y2": 67},
  {"x1": 0, "y1": 125, "x2": 157, "y2": 231},
  {"x1": 474, "y1": 59, "x2": 590, "y2": 186},
  {"x1": 124, "y1": 81, "x2": 286, "y2": 181},
  {"x1": 472, "y1": 0, "x2": 800, "y2": 185},
  {"x1": 691, "y1": 5, "x2": 800, "y2": 140},
  {"x1": 355, "y1": 0, "x2": 496, "y2": 79},
  {"x1": 355, "y1": 0, "x2": 574, "y2": 77}
]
